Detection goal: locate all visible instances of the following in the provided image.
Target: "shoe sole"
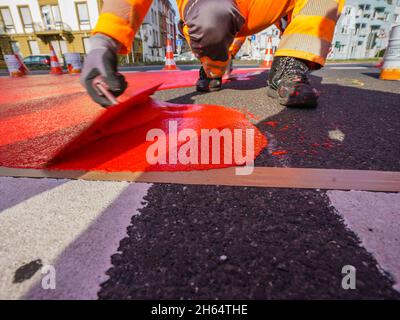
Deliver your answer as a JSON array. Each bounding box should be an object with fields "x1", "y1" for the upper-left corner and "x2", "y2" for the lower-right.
[
  {"x1": 196, "y1": 86, "x2": 222, "y2": 93},
  {"x1": 267, "y1": 87, "x2": 318, "y2": 108}
]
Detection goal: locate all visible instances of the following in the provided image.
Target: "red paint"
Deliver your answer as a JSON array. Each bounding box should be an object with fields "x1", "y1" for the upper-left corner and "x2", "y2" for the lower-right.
[
  {"x1": 264, "y1": 121, "x2": 278, "y2": 127},
  {"x1": 322, "y1": 142, "x2": 334, "y2": 148},
  {"x1": 0, "y1": 72, "x2": 267, "y2": 172},
  {"x1": 0, "y1": 68, "x2": 266, "y2": 105},
  {"x1": 280, "y1": 125, "x2": 290, "y2": 131},
  {"x1": 240, "y1": 108, "x2": 259, "y2": 121},
  {"x1": 272, "y1": 150, "x2": 288, "y2": 156}
]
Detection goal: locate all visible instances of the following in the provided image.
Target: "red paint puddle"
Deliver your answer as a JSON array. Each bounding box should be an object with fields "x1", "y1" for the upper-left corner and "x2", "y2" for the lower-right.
[{"x1": 0, "y1": 72, "x2": 267, "y2": 172}]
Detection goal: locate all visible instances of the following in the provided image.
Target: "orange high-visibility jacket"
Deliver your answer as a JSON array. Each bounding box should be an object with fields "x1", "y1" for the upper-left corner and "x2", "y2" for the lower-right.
[{"x1": 95, "y1": 0, "x2": 344, "y2": 68}]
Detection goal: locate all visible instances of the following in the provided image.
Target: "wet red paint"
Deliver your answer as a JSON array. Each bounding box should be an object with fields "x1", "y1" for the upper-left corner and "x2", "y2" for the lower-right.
[
  {"x1": 271, "y1": 150, "x2": 288, "y2": 156},
  {"x1": 280, "y1": 125, "x2": 290, "y2": 131},
  {"x1": 0, "y1": 71, "x2": 267, "y2": 172},
  {"x1": 0, "y1": 68, "x2": 265, "y2": 105},
  {"x1": 322, "y1": 142, "x2": 334, "y2": 148},
  {"x1": 264, "y1": 121, "x2": 278, "y2": 127}
]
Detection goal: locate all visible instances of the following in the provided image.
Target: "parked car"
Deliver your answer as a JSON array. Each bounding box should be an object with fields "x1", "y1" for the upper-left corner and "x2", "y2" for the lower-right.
[
  {"x1": 23, "y1": 55, "x2": 51, "y2": 69},
  {"x1": 174, "y1": 51, "x2": 197, "y2": 62},
  {"x1": 239, "y1": 54, "x2": 253, "y2": 61}
]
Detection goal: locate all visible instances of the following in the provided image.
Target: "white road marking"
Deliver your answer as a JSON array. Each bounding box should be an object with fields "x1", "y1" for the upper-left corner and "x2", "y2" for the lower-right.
[
  {"x1": 0, "y1": 177, "x2": 151, "y2": 299},
  {"x1": 328, "y1": 129, "x2": 345, "y2": 142},
  {"x1": 328, "y1": 67, "x2": 369, "y2": 70},
  {"x1": 327, "y1": 190, "x2": 400, "y2": 292}
]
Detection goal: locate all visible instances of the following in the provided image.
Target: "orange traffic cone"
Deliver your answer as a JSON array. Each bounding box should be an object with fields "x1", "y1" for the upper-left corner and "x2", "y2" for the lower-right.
[
  {"x1": 4, "y1": 54, "x2": 28, "y2": 77},
  {"x1": 14, "y1": 53, "x2": 29, "y2": 75},
  {"x1": 49, "y1": 44, "x2": 63, "y2": 75},
  {"x1": 380, "y1": 25, "x2": 400, "y2": 80},
  {"x1": 163, "y1": 39, "x2": 180, "y2": 71},
  {"x1": 260, "y1": 36, "x2": 273, "y2": 69}
]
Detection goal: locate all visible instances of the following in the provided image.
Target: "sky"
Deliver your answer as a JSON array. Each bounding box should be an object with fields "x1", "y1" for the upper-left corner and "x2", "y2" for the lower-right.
[{"x1": 171, "y1": 1, "x2": 179, "y2": 19}]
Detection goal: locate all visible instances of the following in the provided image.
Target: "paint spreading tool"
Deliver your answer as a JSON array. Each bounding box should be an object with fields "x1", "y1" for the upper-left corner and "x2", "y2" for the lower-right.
[
  {"x1": 93, "y1": 75, "x2": 120, "y2": 106},
  {"x1": 48, "y1": 82, "x2": 163, "y2": 165}
]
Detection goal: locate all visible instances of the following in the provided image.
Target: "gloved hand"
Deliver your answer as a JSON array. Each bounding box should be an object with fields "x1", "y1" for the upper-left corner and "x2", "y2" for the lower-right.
[{"x1": 80, "y1": 33, "x2": 128, "y2": 107}]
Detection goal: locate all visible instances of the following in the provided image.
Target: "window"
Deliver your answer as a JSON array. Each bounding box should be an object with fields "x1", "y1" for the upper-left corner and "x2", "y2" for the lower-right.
[
  {"x1": 49, "y1": 40, "x2": 67, "y2": 62},
  {"x1": 41, "y1": 5, "x2": 62, "y2": 30},
  {"x1": 28, "y1": 40, "x2": 40, "y2": 55},
  {"x1": 0, "y1": 7, "x2": 15, "y2": 34},
  {"x1": 76, "y1": 2, "x2": 90, "y2": 30},
  {"x1": 83, "y1": 37, "x2": 91, "y2": 53},
  {"x1": 18, "y1": 6, "x2": 33, "y2": 33},
  {"x1": 97, "y1": 0, "x2": 104, "y2": 12},
  {"x1": 10, "y1": 41, "x2": 20, "y2": 54},
  {"x1": 51, "y1": 40, "x2": 67, "y2": 55}
]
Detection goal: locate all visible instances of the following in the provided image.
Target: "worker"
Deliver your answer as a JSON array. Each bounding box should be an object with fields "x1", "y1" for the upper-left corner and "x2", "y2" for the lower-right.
[{"x1": 81, "y1": 0, "x2": 344, "y2": 107}]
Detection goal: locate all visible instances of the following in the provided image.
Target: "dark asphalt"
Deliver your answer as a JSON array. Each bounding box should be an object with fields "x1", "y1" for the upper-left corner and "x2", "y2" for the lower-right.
[
  {"x1": 99, "y1": 184, "x2": 399, "y2": 299},
  {"x1": 98, "y1": 65, "x2": 400, "y2": 299},
  {"x1": 154, "y1": 65, "x2": 400, "y2": 171}
]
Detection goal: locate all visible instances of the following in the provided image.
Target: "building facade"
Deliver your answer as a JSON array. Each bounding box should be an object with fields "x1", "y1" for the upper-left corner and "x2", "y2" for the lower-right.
[
  {"x1": 139, "y1": 0, "x2": 176, "y2": 62},
  {"x1": 239, "y1": 0, "x2": 400, "y2": 61},
  {"x1": 0, "y1": 0, "x2": 105, "y2": 63},
  {"x1": 158, "y1": 0, "x2": 176, "y2": 58},
  {"x1": 331, "y1": 0, "x2": 400, "y2": 60},
  {"x1": 233, "y1": 25, "x2": 281, "y2": 60},
  {"x1": 0, "y1": 0, "x2": 176, "y2": 65}
]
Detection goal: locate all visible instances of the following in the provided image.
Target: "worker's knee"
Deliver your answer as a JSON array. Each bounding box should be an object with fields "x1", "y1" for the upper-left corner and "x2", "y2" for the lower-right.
[{"x1": 184, "y1": 0, "x2": 244, "y2": 61}]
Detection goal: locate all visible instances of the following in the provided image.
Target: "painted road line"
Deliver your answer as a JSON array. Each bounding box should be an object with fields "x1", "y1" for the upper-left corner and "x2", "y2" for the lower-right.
[
  {"x1": 328, "y1": 190, "x2": 400, "y2": 292},
  {"x1": 328, "y1": 67, "x2": 369, "y2": 70},
  {"x1": 0, "y1": 177, "x2": 151, "y2": 299},
  {"x1": 1, "y1": 167, "x2": 399, "y2": 192}
]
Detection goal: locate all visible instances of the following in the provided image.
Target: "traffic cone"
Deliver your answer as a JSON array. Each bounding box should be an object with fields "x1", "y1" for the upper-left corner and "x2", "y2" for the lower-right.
[
  {"x1": 14, "y1": 53, "x2": 29, "y2": 75},
  {"x1": 49, "y1": 44, "x2": 63, "y2": 75},
  {"x1": 260, "y1": 36, "x2": 273, "y2": 69},
  {"x1": 163, "y1": 39, "x2": 180, "y2": 71},
  {"x1": 380, "y1": 25, "x2": 400, "y2": 80},
  {"x1": 4, "y1": 54, "x2": 28, "y2": 77}
]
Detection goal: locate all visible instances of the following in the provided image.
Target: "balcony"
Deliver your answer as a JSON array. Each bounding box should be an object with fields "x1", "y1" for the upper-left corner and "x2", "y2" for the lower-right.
[
  {"x1": 0, "y1": 24, "x2": 16, "y2": 35},
  {"x1": 33, "y1": 22, "x2": 72, "y2": 36}
]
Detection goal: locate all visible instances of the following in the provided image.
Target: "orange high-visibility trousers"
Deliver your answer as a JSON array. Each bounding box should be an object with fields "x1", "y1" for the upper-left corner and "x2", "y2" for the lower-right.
[
  {"x1": 94, "y1": 0, "x2": 345, "y2": 77},
  {"x1": 229, "y1": 37, "x2": 247, "y2": 59}
]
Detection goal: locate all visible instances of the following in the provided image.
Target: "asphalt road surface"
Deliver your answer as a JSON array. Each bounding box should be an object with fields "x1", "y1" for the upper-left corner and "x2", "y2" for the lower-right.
[{"x1": 0, "y1": 63, "x2": 399, "y2": 300}]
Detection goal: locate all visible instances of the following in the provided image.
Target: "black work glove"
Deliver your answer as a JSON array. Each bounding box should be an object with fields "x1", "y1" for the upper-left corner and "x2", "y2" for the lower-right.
[{"x1": 80, "y1": 33, "x2": 128, "y2": 107}]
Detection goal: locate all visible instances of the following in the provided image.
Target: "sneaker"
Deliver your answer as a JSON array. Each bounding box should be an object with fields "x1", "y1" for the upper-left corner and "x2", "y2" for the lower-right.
[
  {"x1": 196, "y1": 66, "x2": 222, "y2": 92},
  {"x1": 267, "y1": 56, "x2": 319, "y2": 107}
]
